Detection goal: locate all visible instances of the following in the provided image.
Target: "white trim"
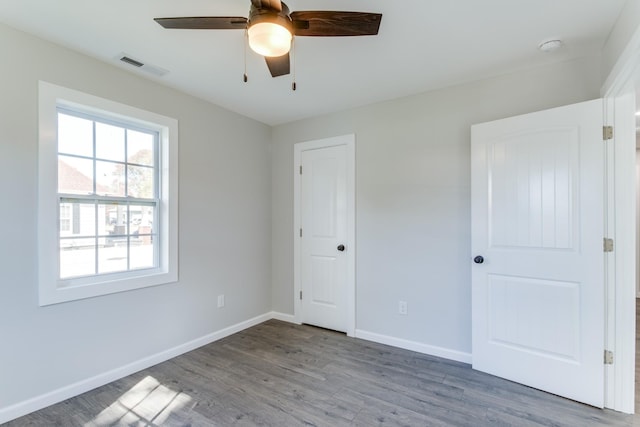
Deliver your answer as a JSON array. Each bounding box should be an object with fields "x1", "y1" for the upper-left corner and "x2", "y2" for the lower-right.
[
  {"x1": 636, "y1": 150, "x2": 640, "y2": 299},
  {"x1": 293, "y1": 134, "x2": 356, "y2": 337},
  {"x1": 607, "y1": 93, "x2": 636, "y2": 413},
  {"x1": 600, "y1": 29, "x2": 640, "y2": 414},
  {"x1": 355, "y1": 329, "x2": 472, "y2": 365},
  {"x1": 37, "y1": 81, "x2": 179, "y2": 305},
  {"x1": 0, "y1": 312, "x2": 273, "y2": 424},
  {"x1": 270, "y1": 311, "x2": 298, "y2": 323}
]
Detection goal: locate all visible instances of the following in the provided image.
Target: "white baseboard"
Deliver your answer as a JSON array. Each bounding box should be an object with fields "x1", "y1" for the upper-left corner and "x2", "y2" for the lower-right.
[
  {"x1": 0, "y1": 312, "x2": 273, "y2": 424},
  {"x1": 270, "y1": 311, "x2": 298, "y2": 323},
  {"x1": 355, "y1": 329, "x2": 472, "y2": 364}
]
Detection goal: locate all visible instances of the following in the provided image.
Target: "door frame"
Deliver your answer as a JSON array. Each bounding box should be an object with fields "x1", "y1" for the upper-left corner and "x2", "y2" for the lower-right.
[
  {"x1": 293, "y1": 134, "x2": 356, "y2": 336},
  {"x1": 601, "y1": 27, "x2": 640, "y2": 414}
]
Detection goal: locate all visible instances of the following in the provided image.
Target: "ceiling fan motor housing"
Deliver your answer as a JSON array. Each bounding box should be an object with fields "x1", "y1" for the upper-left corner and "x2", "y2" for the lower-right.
[
  {"x1": 248, "y1": 3, "x2": 293, "y2": 34},
  {"x1": 247, "y1": 3, "x2": 294, "y2": 57}
]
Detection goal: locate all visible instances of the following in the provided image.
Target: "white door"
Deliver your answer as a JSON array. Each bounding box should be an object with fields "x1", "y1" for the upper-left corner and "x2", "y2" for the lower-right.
[
  {"x1": 471, "y1": 99, "x2": 604, "y2": 407},
  {"x1": 299, "y1": 144, "x2": 348, "y2": 332}
]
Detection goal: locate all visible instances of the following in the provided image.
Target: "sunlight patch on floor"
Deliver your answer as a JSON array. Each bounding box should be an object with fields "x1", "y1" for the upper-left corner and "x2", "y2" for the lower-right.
[{"x1": 85, "y1": 376, "x2": 192, "y2": 426}]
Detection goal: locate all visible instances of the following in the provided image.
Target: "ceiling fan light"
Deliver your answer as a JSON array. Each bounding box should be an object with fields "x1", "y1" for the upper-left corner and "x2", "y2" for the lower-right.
[{"x1": 248, "y1": 22, "x2": 292, "y2": 57}]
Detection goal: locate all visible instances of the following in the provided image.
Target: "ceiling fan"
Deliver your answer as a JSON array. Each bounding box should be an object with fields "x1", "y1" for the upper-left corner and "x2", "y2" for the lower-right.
[{"x1": 154, "y1": 0, "x2": 382, "y2": 79}]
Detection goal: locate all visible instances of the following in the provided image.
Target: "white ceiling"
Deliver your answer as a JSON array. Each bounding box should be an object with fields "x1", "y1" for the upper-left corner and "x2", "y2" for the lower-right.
[{"x1": 0, "y1": 0, "x2": 627, "y2": 125}]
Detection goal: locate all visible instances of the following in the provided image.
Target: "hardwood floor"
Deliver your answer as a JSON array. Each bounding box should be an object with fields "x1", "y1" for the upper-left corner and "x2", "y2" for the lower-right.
[{"x1": 5, "y1": 319, "x2": 637, "y2": 426}]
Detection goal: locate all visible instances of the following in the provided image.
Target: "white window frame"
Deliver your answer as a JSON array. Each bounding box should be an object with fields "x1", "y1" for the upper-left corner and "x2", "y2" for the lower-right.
[{"x1": 38, "y1": 81, "x2": 178, "y2": 306}]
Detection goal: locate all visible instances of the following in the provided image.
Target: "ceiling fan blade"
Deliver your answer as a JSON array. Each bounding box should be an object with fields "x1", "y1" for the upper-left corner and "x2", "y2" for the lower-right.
[
  {"x1": 265, "y1": 54, "x2": 290, "y2": 77},
  {"x1": 154, "y1": 17, "x2": 248, "y2": 30},
  {"x1": 290, "y1": 11, "x2": 382, "y2": 37},
  {"x1": 250, "y1": 0, "x2": 282, "y2": 12}
]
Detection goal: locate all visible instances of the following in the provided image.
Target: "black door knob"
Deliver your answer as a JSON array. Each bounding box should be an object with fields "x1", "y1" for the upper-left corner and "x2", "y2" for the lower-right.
[
  {"x1": 473, "y1": 255, "x2": 484, "y2": 264},
  {"x1": 337, "y1": 244, "x2": 345, "y2": 252}
]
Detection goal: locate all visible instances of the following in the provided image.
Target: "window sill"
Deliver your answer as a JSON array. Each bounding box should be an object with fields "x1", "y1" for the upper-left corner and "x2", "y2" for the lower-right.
[{"x1": 39, "y1": 269, "x2": 178, "y2": 306}]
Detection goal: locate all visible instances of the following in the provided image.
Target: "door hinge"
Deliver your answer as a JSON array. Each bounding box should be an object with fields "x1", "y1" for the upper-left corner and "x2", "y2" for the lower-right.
[
  {"x1": 299, "y1": 165, "x2": 302, "y2": 175},
  {"x1": 299, "y1": 228, "x2": 302, "y2": 238},
  {"x1": 604, "y1": 350, "x2": 614, "y2": 365},
  {"x1": 299, "y1": 290, "x2": 302, "y2": 300},
  {"x1": 603, "y1": 125, "x2": 613, "y2": 140},
  {"x1": 603, "y1": 237, "x2": 614, "y2": 252}
]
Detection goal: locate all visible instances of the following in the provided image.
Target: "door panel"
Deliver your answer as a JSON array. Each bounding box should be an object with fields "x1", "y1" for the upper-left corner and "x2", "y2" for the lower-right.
[
  {"x1": 310, "y1": 256, "x2": 337, "y2": 305},
  {"x1": 301, "y1": 145, "x2": 347, "y2": 332},
  {"x1": 489, "y1": 128, "x2": 576, "y2": 250},
  {"x1": 488, "y1": 275, "x2": 580, "y2": 361},
  {"x1": 471, "y1": 99, "x2": 604, "y2": 407}
]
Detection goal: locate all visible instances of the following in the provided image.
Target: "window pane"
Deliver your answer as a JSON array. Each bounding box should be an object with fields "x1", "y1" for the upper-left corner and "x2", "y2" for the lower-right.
[
  {"x1": 96, "y1": 160, "x2": 125, "y2": 196},
  {"x1": 58, "y1": 155, "x2": 94, "y2": 194},
  {"x1": 130, "y1": 204, "x2": 154, "y2": 234},
  {"x1": 101, "y1": 203, "x2": 128, "y2": 238},
  {"x1": 58, "y1": 113, "x2": 93, "y2": 157},
  {"x1": 98, "y1": 242, "x2": 128, "y2": 274},
  {"x1": 60, "y1": 203, "x2": 71, "y2": 233},
  {"x1": 128, "y1": 130, "x2": 154, "y2": 166},
  {"x1": 96, "y1": 122, "x2": 125, "y2": 162},
  {"x1": 130, "y1": 239, "x2": 154, "y2": 270},
  {"x1": 59, "y1": 201, "x2": 96, "y2": 237},
  {"x1": 60, "y1": 237, "x2": 96, "y2": 278},
  {"x1": 128, "y1": 165, "x2": 154, "y2": 199}
]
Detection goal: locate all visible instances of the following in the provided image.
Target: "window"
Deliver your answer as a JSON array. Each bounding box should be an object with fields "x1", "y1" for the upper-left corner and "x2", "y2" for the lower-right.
[
  {"x1": 38, "y1": 81, "x2": 178, "y2": 305},
  {"x1": 57, "y1": 110, "x2": 159, "y2": 279}
]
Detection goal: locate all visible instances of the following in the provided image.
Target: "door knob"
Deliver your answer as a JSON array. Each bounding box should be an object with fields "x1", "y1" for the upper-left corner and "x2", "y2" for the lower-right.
[
  {"x1": 337, "y1": 244, "x2": 345, "y2": 252},
  {"x1": 473, "y1": 255, "x2": 484, "y2": 264}
]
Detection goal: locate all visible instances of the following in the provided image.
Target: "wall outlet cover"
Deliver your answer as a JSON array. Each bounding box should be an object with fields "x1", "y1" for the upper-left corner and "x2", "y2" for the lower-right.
[{"x1": 398, "y1": 300, "x2": 408, "y2": 315}]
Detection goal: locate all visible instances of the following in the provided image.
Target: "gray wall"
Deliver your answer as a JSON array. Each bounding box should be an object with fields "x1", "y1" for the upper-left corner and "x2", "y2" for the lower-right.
[
  {"x1": 0, "y1": 23, "x2": 272, "y2": 409},
  {"x1": 271, "y1": 56, "x2": 602, "y2": 355}
]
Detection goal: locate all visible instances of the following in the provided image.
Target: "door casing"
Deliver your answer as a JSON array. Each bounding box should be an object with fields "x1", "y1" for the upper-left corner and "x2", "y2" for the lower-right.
[{"x1": 601, "y1": 28, "x2": 640, "y2": 414}]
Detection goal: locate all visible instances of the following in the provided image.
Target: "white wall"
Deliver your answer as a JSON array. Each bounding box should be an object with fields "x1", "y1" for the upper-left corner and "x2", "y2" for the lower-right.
[
  {"x1": 602, "y1": 0, "x2": 640, "y2": 85},
  {"x1": 271, "y1": 56, "x2": 602, "y2": 356},
  {"x1": 0, "y1": 23, "x2": 271, "y2": 413}
]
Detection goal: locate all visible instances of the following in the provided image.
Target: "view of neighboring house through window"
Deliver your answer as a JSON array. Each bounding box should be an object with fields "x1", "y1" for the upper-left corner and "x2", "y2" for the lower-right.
[
  {"x1": 39, "y1": 81, "x2": 177, "y2": 306},
  {"x1": 57, "y1": 109, "x2": 159, "y2": 279},
  {"x1": 59, "y1": 203, "x2": 71, "y2": 233}
]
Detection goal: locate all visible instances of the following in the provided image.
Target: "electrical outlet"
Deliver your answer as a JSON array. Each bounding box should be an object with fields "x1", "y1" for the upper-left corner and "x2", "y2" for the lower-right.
[
  {"x1": 217, "y1": 294, "x2": 225, "y2": 308},
  {"x1": 398, "y1": 300, "x2": 408, "y2": 315}
]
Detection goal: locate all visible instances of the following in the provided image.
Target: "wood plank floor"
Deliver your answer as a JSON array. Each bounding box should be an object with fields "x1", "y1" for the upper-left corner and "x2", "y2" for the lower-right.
[{"x1": 5, "y1": 319, "x2": 638, "y2": 426}]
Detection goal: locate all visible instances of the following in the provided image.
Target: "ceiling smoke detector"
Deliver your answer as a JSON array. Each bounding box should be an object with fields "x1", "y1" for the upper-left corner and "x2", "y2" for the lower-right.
[{"x1": 538, "y1": 39, "x2": 563, "y2": 53}]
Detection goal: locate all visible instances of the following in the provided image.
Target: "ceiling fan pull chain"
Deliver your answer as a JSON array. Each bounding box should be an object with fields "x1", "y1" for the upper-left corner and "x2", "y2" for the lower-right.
[
  {"x1": 243, "y1": 29, "x2": 249, "y2": 83},
  {"x1": 291, "y1": 37, "x2": 297, "y2": 91}
]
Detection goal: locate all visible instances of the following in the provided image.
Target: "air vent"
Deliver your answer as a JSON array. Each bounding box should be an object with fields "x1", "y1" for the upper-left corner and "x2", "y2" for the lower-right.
[
  {"x1": 120, "y1": 56, "x2": 144, "y2": 67},
  {"x1": 115, "y1": 53, "x2": 169, "y2": 77}
]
